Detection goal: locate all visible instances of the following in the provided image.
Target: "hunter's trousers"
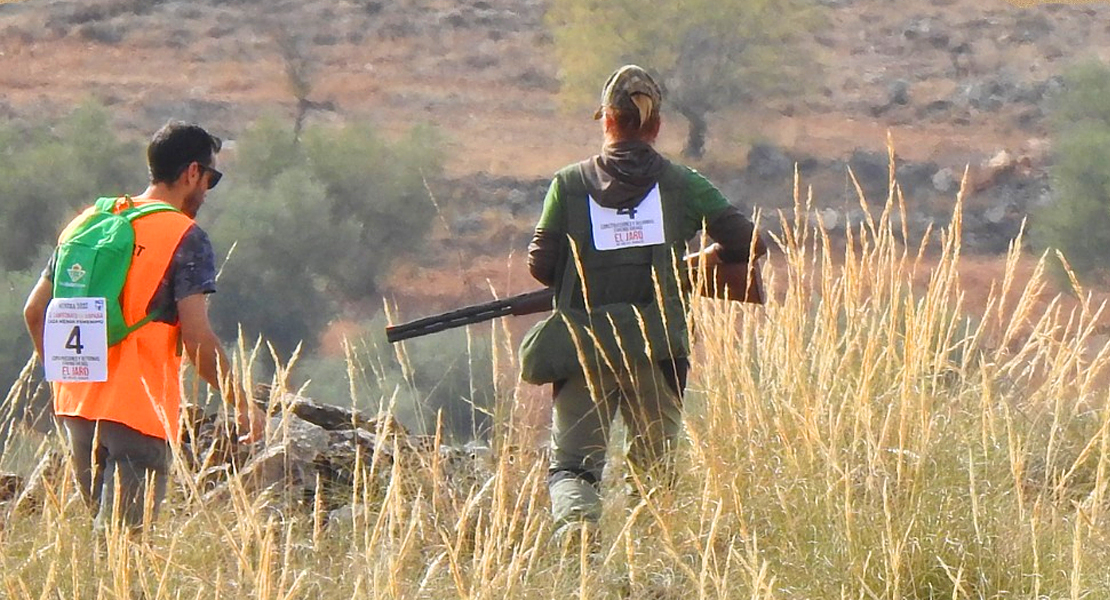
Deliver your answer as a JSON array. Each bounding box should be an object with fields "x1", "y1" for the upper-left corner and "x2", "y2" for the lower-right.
[
  {"x1": 61, "y1": 416, "x2": 170, "y2": 532},
  {"x1": 548, "y1": 359, "x2": 684, "y2": 526}
]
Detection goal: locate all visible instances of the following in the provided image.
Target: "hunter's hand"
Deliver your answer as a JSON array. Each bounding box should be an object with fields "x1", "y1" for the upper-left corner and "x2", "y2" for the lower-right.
[
  {"x1": 237, "y1": 403, "x2": 267, "y2": 444},
  {"x1": 684, "y1": 242, "x2": 723, "y2": 271}
]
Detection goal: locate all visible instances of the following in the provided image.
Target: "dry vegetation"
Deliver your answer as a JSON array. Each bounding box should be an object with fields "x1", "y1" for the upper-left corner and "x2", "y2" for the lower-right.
[
  {"x1": 4, "y1": 1, "x2": 1110, "y2": 594},
  {"x1": 4, "y1": 169, "x2": 1110, "y2": 599}
]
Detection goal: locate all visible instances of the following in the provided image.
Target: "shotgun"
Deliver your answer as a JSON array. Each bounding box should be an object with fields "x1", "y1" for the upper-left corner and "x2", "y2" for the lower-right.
[
  {"x1": 386, "y1": 288, "x2": 554, "y2": 343},
  {"x1": 385, "y1": 244, "x2": 762, "y2": 344}
]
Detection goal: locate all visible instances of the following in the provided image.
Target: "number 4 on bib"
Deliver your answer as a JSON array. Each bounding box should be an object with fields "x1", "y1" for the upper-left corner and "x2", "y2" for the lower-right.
[{"x1": 64, "y1": 326, "x2": 85, "y2": 354}]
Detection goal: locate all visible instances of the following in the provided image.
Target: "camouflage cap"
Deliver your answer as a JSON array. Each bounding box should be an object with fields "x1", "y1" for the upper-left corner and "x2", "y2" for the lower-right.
[{"x1": 592, "y1": 65, "x2": 662, "y2": 121}]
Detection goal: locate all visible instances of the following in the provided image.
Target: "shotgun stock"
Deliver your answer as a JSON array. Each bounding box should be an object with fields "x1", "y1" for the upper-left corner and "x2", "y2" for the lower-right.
[{"x1": 683, "y1": 243, "x2": 765, "y2": 304}]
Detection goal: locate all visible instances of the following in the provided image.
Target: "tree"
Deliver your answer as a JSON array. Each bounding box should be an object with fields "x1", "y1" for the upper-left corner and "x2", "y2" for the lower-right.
[
  {"x1": 546, "y1": 0, "x2": 820, "y2": 158},
  {"x1": 291, "y1": 316, "x2": 496, "y2": 441},
  {"x1": 204, "y1": 165, "x2": 353, "y2": 354},
  {"x1": 0, "y1": 269, "x2": 41, "y2": 399},
  {"x1": 0, "y1": 102, "x2": 144, "y2": 271},
  {"x1": 273, "y1": 25, "x2": 334, "y2": 144},
  {"x1": 0, "y1": 103, "x2": 144, "y2": 438},
  {"x1": 1034, "y1": 61, "x2": 1110, "y2": 280},
  {"x1": 301, "y1": 122, "x2": 443, "y2": 298},
  {"x1": 202, "y1": 117, "x2": 443, "y2": 356}
]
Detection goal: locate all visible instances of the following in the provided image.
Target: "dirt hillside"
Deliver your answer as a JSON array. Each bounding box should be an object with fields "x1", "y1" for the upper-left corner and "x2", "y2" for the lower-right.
[
  {"x1": 3, "y1": 0, "x2": 1109, "y2": 319},
  {"x1": 4, "y1": 0, "x2": 1107, "y2": 168}
]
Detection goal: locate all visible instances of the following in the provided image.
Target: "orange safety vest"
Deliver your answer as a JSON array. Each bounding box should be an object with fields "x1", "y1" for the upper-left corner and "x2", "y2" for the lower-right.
[{"x1": 53, "y1": 198, "x2": 196, "y2": 441}]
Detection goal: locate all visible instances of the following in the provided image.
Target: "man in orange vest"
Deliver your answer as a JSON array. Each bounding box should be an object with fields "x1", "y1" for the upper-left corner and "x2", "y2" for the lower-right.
[{"x1": 22, "y1": 121, "x2": 265, "y2": 531}]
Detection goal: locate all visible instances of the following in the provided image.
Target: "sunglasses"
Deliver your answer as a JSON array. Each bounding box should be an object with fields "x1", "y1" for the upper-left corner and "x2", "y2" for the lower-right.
[{"x1": 196, "y1": 163, "x2": 223, "y2": 190}]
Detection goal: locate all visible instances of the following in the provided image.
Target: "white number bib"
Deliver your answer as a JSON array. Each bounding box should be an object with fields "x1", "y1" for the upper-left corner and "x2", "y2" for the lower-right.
[
  {"x1": 43, "y1": 297, "x2": 108, "y2": 383},
  {"x1": 589, "y1": 185, "x2": 666, "y2": 251}
]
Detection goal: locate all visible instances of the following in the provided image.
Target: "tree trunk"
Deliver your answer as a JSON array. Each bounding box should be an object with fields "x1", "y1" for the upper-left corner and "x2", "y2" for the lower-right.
[
  {"x1": 680, "y1": 108, "x2": 707, "y2": 160},
  {"x1": 293, "y1": 98, "x2": 308, "y2": 146}
]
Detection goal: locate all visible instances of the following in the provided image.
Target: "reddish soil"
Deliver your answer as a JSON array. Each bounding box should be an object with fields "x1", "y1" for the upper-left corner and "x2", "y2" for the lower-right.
[{"x1": 4, "y1": 0, "x2": 1110, "y2": 352}]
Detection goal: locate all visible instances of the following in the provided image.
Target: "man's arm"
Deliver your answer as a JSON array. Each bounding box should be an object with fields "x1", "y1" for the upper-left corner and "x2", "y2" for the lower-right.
[
  {"x1": 23, "y1": 275, "x2": 53, "y2": 360},
  {"x1": 177, "y1": 294, "x2": 265, "y2": 441}
]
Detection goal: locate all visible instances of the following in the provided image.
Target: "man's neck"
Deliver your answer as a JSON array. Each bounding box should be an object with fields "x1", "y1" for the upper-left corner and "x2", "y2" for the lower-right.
[{"x1": 133, "y1": 184, "x2": 187, "y2": 212}]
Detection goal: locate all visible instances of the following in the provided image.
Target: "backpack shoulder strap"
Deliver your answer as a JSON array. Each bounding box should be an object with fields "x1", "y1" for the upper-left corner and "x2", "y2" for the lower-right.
[
  {"x1": 118, "y1": 307, "x2": 164, "y2": 340},
  {"x1": 121, "y1": 200, "x2": 182, "y2": 328},
  {"x1": 92, "y1": 196, "x2": 180, "y2": 221},
  {"x1": 560, "y1": 160, "x2": 592, "y2": 245},
  {"x1": 658, "y1": 162, "x2": 689, "y2": 246},
  {"x1": 549, "y1": 161, "x2": 592, "y2": 308},
  {"x1": 125, "y1": 201, "x2": 180, "y2": 222}
]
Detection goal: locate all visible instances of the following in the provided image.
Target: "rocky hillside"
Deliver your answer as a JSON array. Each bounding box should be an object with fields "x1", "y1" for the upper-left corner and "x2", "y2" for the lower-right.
[{"x1": 2, "y1": 0, "x2": 1109, "y2": 303}]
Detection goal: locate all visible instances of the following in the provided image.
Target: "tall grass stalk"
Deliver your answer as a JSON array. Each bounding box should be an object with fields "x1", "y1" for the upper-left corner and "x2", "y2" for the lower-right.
[{"x1": 3, "y1": 164, "x2": 1110, "y2": 598}]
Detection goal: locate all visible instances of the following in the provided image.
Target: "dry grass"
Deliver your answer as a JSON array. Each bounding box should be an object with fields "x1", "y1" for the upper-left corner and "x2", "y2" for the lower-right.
[{"x1": 4, "y1": 165, "x2": 1110, "y2": 599}]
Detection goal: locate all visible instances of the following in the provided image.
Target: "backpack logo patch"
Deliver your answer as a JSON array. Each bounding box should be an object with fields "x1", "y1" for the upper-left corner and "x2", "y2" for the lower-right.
[{"x1": 67, "y1": 263, "x2": 86, "y2": 283}]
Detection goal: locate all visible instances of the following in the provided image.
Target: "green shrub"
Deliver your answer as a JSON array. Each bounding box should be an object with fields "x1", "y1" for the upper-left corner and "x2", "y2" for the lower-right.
[
  {"x1": 202, "y1": 117, "x2": 443, "y2": 356},
  {"x1": 1035, "y1": 60, "x2": 1110, "y2": 280},
  {"x1": 228, "y1": 115, "x2": 302, "y2": 188},
  {"x1": 302, "y1": 122, "x2": 443, "y2": 297},
  {"x1": 204, "y1": 166, "x2": 350, "y2": 355},
  {"x1": 290, "y1": 315, "x2": 495, "y2": 441},
  {"x1": 0, "y1": 268, "x2": 50, "y2": 462},
  {"x1": 0, "y1": 269, "x2": 39, "y2": 395},
  {"x1": 546, "y1": 0, "x2": 821, "y2": 158},
  {"x1": 0, "y1": 101, "x2": 145, "y2": 272}
]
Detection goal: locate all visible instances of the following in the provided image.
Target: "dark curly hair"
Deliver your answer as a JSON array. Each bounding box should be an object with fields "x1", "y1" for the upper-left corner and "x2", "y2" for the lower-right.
[{"x1": 147, "y1": 121, "x2": 222, "y2": 184}]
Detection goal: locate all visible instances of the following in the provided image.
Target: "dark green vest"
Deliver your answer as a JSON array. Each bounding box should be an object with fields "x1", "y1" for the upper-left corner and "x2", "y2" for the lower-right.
[{"x1": 518, "y1": 161, "x2": 690, "y2": 384}]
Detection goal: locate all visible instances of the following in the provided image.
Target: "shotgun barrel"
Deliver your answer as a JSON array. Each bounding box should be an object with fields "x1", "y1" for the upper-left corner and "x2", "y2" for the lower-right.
[{"x1": 386, "y1": 288, "x2": 554, "y2": 343}]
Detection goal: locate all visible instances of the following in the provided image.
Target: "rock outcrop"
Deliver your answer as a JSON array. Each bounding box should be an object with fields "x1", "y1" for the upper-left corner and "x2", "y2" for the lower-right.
[{"x1": 1, "y1": 385, "x2": 497, "y2": 523}]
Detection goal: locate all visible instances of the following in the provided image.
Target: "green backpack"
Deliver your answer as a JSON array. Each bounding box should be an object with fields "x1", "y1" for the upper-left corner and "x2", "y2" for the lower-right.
[{"x1": 53, "y1": 196, "x2": 179, "y2": 346}]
